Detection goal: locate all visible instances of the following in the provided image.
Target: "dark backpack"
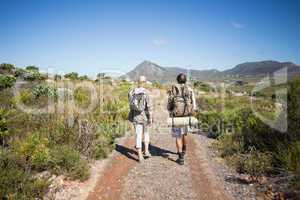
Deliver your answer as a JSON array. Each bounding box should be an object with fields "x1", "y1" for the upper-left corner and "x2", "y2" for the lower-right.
[{"x1": 168, "y1": 84, "x2": 194, "y2": 117}]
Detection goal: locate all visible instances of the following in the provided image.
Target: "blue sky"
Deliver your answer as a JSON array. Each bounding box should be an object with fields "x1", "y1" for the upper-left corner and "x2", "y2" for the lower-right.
[{"x1": 0, "y1": 0, "x2": 299, "y2": 76}]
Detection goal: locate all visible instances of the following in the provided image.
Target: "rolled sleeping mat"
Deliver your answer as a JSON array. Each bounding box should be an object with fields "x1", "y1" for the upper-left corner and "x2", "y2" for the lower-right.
[{"x1": 167, "y1": 116, "x2": 199, "y2": 127}]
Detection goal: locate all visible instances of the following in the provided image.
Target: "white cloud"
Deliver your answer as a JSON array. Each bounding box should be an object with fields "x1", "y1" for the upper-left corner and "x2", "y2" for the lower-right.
[
  {"x1": 230, "y1": 21, "x2": 245, "y2": 29},
  {"x1": 153, "y1": 38, "x2": 168, "y2": 46}
]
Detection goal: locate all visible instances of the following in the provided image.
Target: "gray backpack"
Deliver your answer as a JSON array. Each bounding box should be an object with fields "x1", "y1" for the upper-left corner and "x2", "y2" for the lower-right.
[
  {"x1": 129, "y1": 92, "x2": 146, "y2": 112},
  {"x1": 168, "y1": 84, "x2": 194, "y2": 117}
]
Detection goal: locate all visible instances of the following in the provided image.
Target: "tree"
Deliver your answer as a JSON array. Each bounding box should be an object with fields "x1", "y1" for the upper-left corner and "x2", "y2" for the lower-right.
[
  {"x1": 25, "y1": 66, "x2": 39, "y2": 71},
  {"x1": 54, "y1": 74, "x2": 62, "y2": 81},
  {"x1": 64, "y1": 72, "x2": 79, "y2": 80},
  {"x1": 97, "y1": 73, "x2": 106, "y2": 79},
  {"x1": 79, "y1": 75, "x2": 89, "y2": 81},
  {"x1": 0, "y1": 63, "x2": 15, "y2": 73}
]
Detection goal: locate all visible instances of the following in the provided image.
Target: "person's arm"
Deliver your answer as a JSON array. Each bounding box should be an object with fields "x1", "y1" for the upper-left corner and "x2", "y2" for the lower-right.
[{"x1": 146, "y1": 92, "x2": 153, "y2": 124}]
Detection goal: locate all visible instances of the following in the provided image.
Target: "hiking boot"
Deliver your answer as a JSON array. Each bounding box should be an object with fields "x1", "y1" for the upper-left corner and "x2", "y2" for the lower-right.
[
  {"x1": 177, "y1": 152, "x2": 184, "y2": 165},
  {"x1": 182, "y1": 145, "x2": 187, "y2": 156},
  {"x1": 144, "y1": 151, "x2": 152, "y2": 159}
]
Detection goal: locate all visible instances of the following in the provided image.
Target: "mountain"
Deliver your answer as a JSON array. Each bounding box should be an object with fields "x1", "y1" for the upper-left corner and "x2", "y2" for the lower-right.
[
  {"x1": 224, "y1": 60, "x2": 300, "y2": 76},
  {"x1": 122, "y1": 60, "x2": 300, "y2": 83},
  {"x1": 122, "y1": 61, "x2": 222, "y2": 83}
]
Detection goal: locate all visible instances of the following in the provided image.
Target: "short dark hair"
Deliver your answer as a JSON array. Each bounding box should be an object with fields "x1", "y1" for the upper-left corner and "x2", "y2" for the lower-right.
[{"x1": 176, "y1": 73, "x2": 187, "y2": 84}]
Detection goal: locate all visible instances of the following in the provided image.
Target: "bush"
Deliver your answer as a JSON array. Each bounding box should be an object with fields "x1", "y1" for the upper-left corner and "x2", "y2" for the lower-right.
[
  {"x1": 79, "y1": 75, "x2": 90, "y2": 81},
  {"x1": 279, "y1": 141, "x2": 300, "y2": 174},
  {"x1": 64, "y1": 72, "x2": 79, "y2": 80},
  {"x1": 0, "y1": 150, "x2": 50, "y2": 199},
  {"x1": 0, "y1": 108, "x2": 9, "y2": 145},
  {"x1": 49, "y1": 145, "x2": 90, "y2": 181},
  {"x1": 74, "y1": 87, "x2": 91, "y2": 108},
  {"x1": 0, "y1": 63, "x2": 15, "y2": 74},
  {"x1": 0, "y1": 74, "x2": 16, "y2": 90},
  {"x1": 217, "y1": 133, "x2": 244, "y2": 157},
  {"x1": 15, "y1": 68, "x2": 27, "y2": 78},
  {"x1": 241, "y1": 149, "x2": 273, "y2": 178},
  {"x1": 14, "y1": 133, "x2": 50, "y2": 170},
  {"x1": 33, "y1": 84, "x2": 58, "y2": 98},
  {"x1": 193, "y1": 81, "x2": 212, "y2": 92},
  {"x1": 23, "y1": 70, "x2": 45, "y2": 81},
  {"x1": 152, "y1": 81, "x2": 163, "y2": 89}
]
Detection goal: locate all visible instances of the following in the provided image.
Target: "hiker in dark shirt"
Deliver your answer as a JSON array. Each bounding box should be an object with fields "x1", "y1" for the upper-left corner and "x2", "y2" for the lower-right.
[{"x1": 167, "y1": 73, "x2": 196, "y2": 165}]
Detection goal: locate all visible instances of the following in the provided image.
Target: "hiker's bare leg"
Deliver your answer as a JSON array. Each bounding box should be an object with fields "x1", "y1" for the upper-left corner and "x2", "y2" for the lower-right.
[
  {"x1": 137, "y1": 148, "x2": 144, "y2": 161},
  {"x1": 176, "y1": 137, "x2": 183, "y2": 153},
  {"x1": 143, "y1": 126, "x2": 151, "y2": 157},
  {"x1": 182, "y1": 134, "x2": 187, "y2": 147},
  {"x1": 135, "y1": 124, "x2": 144, "y2": 161},
  {"x1": 182, "y1": 134, "x2": 187, "y2": 153}
]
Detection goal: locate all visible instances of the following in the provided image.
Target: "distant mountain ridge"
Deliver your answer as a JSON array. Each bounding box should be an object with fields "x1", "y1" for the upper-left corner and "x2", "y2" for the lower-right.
[{"x1": 122, "y1": 60, "x2": 300, "y2": 82}]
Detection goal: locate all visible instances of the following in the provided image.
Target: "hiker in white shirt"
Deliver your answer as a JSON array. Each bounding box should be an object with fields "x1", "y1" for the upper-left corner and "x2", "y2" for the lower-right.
[{"x1": 128, "y1": 76, "x2": 152, "y2": 162}]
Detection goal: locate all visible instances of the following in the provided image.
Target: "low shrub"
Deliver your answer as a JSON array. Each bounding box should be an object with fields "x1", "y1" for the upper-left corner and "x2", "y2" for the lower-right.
[
  {"x1": 241, "y1": 149, "x2": 273, "y2": 178},
  {"x1": 14, "y1": 133, "x2": 50, "y2": 170},
  {"x1": 49, "y1": 145, "x2": 90, "y2": 181},
  {"x1": 23, "y1": 70, "x2": 45, "y2": 81},
  {"x1": 74, "y1": 87, "x2": 91, "y2": 108},
  {"x1": 0, "y1": 74, "x2": 16, "y2": 90},
  {"x1": 279, "y1": 141, "x2": 300, "y2": 175},
  {"x1": 0, "y1": 150, "x2": 50, "y2": 199},
  {"x1": 0, "y1": 108, "x2": 9, "y2": 146},
  {"x1": 33, "y1": 84, "x2": 58, "y2": 98},
  {"x1": 0, "y1": 63, "x2": 15, "y2": 73},
  {"x1": 217, "y1": 133, "x2": 244, "y2": 157},
  {"x1": 64, "y1": 72, "x2": 79, "y2": 80}
]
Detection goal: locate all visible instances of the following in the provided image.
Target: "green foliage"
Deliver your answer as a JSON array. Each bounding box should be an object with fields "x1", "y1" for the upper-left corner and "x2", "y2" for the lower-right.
[
  {"x1": 0, "y1": 74, "x2": 16, "y2": 90},
  {"x1": 74, "y1": 87, "x2": 91, "y2": 107},
  {"x1": 49, "y1": 145, "x2": 90, "y2": 181},
  {"x1": 33, "y1": 84, "x2": 58, "y2": 98},
  {"x1": 24, "y1": 69, "x2": 45, "y2": 81},
  {"x1": 0, "y1": 63, "x2": 15, "y2": 73},
  {"x1": 26, "y1": 65, "x2": 39, "y2": 72},
  {"x1": 15, "y1": 68, "x2": 26, "y2": 78},
  {"x1": 79, "y1": 75, "x2": 90, "y2": 80},
  {"x1": 14, "y1": 88, "x2": 35, "y2": 105},
  {"x1": 252, "y1": 91, "x2": 265, "y2": 97},
  {"x1": 193, "y1": 81, "x2": 212, "y2": 92},
  {"x1": 64, "y1": 72, "x2": 79, "y2": 80},
  {"x1": 97, "y1": 73, "x2": 105, "y2": 79},
  {"x1": 15, "y1": 133, "x2": 50, "y2": 170},
  {"x1": 152, "y1": 81, "x2": 163, "y2": 89},
  {"x1": 217, "y1": 133, "x2": 244, "y2": 157},
  {"x1": 0, "y1": 72, "x2": 129, "y2": 197},
  {"x1": 0, "y1": 108, "x2": 9, "y2": 145},
  {"x1": 241, "y1": 149, "x2": 273, "y2": 177},
  {"x1": 288, "y1": 76, "x2": 300, "y2": 137},
  {"x1": 279, "y1": 141, "x2": 300, "y2": 188},
  {"x1": 54, "y1": 74, "x2": 62, "y2": 81},
  {"x1": 0, "y1": 150, "x2": 50, "y2": 199}
]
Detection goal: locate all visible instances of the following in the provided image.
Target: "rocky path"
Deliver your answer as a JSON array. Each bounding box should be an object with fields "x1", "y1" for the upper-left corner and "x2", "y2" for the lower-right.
[{"x1": 86, "y1": 89, "x2": 234, "y2": 200}]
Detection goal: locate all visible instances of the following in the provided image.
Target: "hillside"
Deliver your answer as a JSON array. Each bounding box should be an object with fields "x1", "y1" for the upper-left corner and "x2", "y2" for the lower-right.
[
  {"x1": 123, "y1": 60, "x2": 300, "y2": 82},
  {"x1": 224, "y1": 60, "x2": 300, "y2": 76},
  {"x1": 122, "y1": 61, "x2": 222, "y2": 82}
]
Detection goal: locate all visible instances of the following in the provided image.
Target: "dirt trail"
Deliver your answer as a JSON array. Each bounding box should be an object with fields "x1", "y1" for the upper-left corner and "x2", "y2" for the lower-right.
[{"x1": 87, "y1": 89, "x2": 233, "y2": 200}]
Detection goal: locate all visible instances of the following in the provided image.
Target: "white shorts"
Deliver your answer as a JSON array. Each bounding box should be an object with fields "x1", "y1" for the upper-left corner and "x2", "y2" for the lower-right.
[{"x1": 171, "y1": 127, "x2": 189, "y2": 138}]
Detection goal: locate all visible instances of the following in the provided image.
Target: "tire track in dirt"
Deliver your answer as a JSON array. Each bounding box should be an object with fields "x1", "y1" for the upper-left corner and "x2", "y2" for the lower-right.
[
  {"x1": 86, "y1": 137, "x2": 137, "y2": 200},
  {"x1": 188, "y1": 135, "x2": 233, "y2": 200}
]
